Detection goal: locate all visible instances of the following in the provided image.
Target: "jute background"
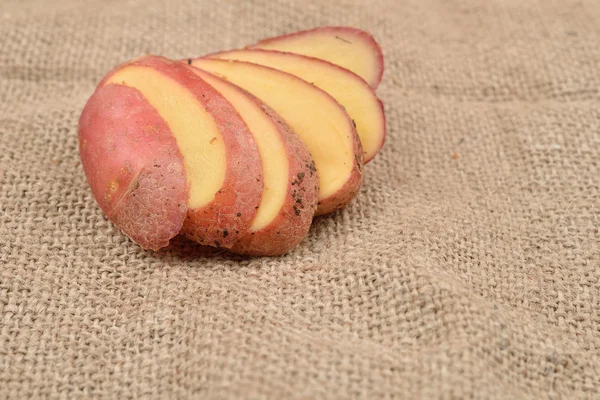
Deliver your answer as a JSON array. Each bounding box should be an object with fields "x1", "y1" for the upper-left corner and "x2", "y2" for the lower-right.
[{"x1": 1, "y1": 0, "x2": 599, "y2": 398}]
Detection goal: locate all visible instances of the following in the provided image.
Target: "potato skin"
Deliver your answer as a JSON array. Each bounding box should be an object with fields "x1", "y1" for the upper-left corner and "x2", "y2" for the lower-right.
[
  {"x1": 102, "y1": 56, "x2": 263, "y2": 248},
  {"x1": 228, "y1": 93, "x2": 319, "y2": 256},
  {"x1": 78, "y1": 83, "x2": 188, "y2": 250}
]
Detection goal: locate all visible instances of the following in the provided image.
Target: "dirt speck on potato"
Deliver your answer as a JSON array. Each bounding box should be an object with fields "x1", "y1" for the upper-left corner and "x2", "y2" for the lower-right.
[{"x1": 107, "y1": 179, "x2": 120, "y2": 193}]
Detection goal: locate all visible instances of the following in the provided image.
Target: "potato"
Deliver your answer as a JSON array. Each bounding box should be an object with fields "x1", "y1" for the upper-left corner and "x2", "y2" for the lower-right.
[
  {"x1": 84, "y1": 55, "x2": 263, "y2": 249},
  {"x1": 209, "y1": 49, "x2": 386, "y2": 163},
  {"x1": 79, "y1": 84, "x2": 188, "y2": 251},
  {"x1": 191, "y1": 68, "x2": 319, "y2": 255},
  {"x1": 189, "y1": 58, "x2": 364, "y2": 216},
  {"x1": 79, "y1": 27, "x2": 386, "y2": 254},
  {"x1": 248, "y1": 26, "x2": 384, "y2": 89}
]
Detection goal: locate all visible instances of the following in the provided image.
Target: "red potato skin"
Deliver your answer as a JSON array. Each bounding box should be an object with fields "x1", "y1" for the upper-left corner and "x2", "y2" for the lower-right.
[
  {"x1": 228, "y1": 93, "x2": 319, "y2": 256},
  {"x1": 101, "y1": 56, "x2": 263, "y2": 248},
  {"x1": 249, "y1": 26, "x2": 384, "y2": 89},
  {"x1": 78, "y1": 84, "x2": 188, "y2": 250}
]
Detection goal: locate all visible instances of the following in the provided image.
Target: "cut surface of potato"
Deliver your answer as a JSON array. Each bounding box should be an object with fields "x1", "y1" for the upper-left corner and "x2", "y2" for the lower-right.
[
  {"x1": 191, "y1": 69, "x2": 288, "y2": 231},
  {"x1": 79, "y1": 83, "x2": 188, "y2": 250},
  {"x1": 105, "y1": 66, "x2": 225, "y2": 209},
  {"x1": 189, "y1": 58, "x2": 363, "y2": 215},
  {"x1": 210, "y1": 49, "x2": 385, "y2": 163},
  {"x1": 248, "y1": 26, "x2": 384, "y2": 89},
  {"x1": 101, "y1": 56, "x2": 263, "y2": 247},
  {"x1": 191, "y1": 68, "x2": 319, "y2": 255}
]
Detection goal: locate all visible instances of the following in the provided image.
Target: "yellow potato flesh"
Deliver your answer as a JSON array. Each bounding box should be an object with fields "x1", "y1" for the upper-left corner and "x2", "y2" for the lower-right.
[
  {"x1": 192, "y1": 59, "x2": 353, "y2": 201},
  {"x1": 252, "y1": 31, "x2": 378, "y2": 88},
  {"x1": 194, "y1": 70, "x2": 288, "y2": 232},
  {"x1": 212, "y1": 49, "x2": 383, "y2": 161},
  {"x1": 105, "y1": 66, "x2": 226, "y2": 209}
]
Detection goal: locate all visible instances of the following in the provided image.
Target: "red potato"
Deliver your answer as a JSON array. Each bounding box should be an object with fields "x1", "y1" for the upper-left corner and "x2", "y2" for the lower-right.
[
  {"x1": 189, "y1": 67, "x2": 319, "y2": 255},
  {"x1": 84, "y1": 55, "x2": 263, "y2": 249},
  {"x1": 79, "y1": 84, "x2": 188, "y2": 250},
  {"x1": 78, "y1": 27, "x2": 385, "y2": 254},
  {"x1": 209, "y1": 49, "x2": 386, "y2": 163},
  {"x1": 189, "y1": 58, "x2": 364, "y2": 216},
  {"x1": 248, "y1": 26, "x2": 384, "y2": 89}
]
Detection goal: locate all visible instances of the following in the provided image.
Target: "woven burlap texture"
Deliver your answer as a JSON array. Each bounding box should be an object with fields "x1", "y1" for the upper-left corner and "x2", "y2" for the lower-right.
[{"x1": 1, "y1": 0, "x2": 599, "y2": 398}]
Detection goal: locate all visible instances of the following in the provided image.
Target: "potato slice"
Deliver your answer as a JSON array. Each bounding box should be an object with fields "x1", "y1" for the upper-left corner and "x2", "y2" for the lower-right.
[
  {"x1": 79, "y1": 84, "x2": 188, "y2": 250},
  {"x1": 248, "y1": 26, "x2": 384, "y2": 89},
  {"x1": 210, "y1": 49, "x2": 386, "y2": 163},
  {"x1": 189, "y1": 58, "x2": 363, "y2": 216},
  {"x1": 191, "y1": 68, "x2": 319, "y2": 255},
  {"x1": 100, "y1": 56, "x2": 263, "y2": 248}
]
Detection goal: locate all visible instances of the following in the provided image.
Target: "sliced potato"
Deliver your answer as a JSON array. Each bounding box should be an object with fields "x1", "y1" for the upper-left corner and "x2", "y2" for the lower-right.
[
  {"x1": 192, "y1": 68, "x2": 319, "y2": 255},
  {"x1": 189, "y1": 58, "x2": 363, "y2": 216},
  {"x1": 249, "y1": 26, "x2": 384, "y2": 89},
  {"x1": 99, "y1": 56, "x2": 263, "y2": 247},
  {"x1": 210, "y1": 49, "x2": 386, "y2": 163}
]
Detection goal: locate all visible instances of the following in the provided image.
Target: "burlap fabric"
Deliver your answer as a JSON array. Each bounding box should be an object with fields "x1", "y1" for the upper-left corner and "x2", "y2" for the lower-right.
[{"x1": 1, "y1": 0, "x2": 599, "y2": 398}]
